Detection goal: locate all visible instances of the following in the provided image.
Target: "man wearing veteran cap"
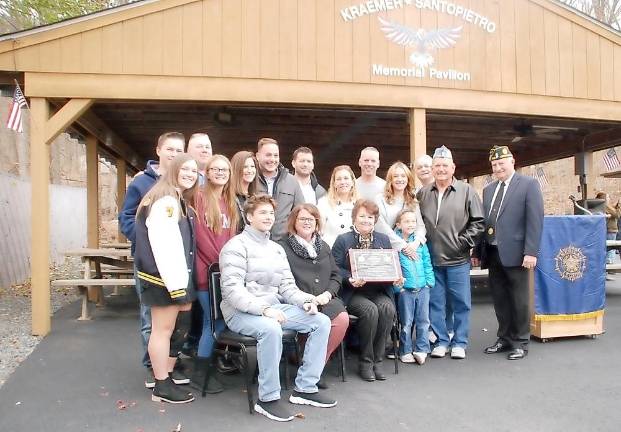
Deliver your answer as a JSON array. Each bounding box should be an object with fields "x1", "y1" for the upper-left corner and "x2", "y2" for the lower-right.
[
  {"x1": 472, "y1": 145, "x2": 544, "y2": 360},
  {"x1": 417, "y1": 146, "x2": 484, "y2": 360}
]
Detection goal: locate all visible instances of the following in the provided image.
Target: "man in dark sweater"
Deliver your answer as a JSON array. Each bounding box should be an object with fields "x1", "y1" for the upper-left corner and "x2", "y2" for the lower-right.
[{"x1": 118, "y1": 132, "x2": 185, "y2": 388}]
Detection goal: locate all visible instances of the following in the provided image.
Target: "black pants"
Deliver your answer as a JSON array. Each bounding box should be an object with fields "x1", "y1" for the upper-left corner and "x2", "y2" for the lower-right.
[
  {"x1": 348, "y1": 291, "x2": 395, "y2": 366},
  {"x1": 487, "y1": 246, "x2": 530, "y2": 350}
]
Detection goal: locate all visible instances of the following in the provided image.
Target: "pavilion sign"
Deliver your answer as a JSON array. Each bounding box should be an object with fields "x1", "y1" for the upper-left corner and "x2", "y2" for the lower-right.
[{"x1": 340, "y1": 0, "x2": 498, "y2": 82}]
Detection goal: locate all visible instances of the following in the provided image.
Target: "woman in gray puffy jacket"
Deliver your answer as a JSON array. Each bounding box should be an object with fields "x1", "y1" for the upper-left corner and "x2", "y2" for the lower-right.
[{"x1": 218, "y1": 194, "x2": 337, "y2": 422}]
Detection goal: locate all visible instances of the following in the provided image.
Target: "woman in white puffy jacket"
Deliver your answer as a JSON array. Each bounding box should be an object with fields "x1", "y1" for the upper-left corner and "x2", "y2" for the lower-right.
[{"x1": 135, "y1": 153, "x2": 198, "y2": 404}]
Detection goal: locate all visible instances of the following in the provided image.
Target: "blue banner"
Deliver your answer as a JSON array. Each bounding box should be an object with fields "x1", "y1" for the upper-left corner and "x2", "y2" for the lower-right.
[{"x1": 534, "y1": 215, "x2": 606, "y2": 317}]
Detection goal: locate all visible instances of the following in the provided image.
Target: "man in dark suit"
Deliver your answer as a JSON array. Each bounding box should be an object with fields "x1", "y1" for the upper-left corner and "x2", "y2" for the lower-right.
[{"x1": 472, "y1": 146, "x2": 544, "y2": 360}]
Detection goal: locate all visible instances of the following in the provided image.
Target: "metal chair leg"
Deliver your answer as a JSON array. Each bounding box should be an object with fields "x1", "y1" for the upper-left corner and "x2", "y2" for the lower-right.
[
  {"x1": 244, "y1": 346, "x2": 258, "y2": 414},
  {"x1": 339, "y1": 341, "x2": 347, "y2": 382}
]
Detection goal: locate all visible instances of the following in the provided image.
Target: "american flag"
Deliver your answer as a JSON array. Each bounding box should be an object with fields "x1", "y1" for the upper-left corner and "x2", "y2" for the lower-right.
[
  {"x1": 533, "y1": 166, "x2": 549, "y2": 189},
  {"x1": 602, "y1": 148, "x2": 621, "y2": 172},
  {"x1": 483, "y1": 175, "x2": 494, "y2": 187},
  {"x1": 6, "y1": 84, "x2": 27, "y2": 133}
]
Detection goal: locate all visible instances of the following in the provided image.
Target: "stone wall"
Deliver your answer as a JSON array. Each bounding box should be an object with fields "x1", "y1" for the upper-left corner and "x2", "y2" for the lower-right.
[{"x1": 471, "y1": 148, "x2": 621, "y2": 214}]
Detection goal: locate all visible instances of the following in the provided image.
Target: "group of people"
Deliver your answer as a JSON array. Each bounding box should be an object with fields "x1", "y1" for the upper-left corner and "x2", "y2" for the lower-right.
[{"x1": 119, "y1": 133, "x2": 545, "y2": 422}]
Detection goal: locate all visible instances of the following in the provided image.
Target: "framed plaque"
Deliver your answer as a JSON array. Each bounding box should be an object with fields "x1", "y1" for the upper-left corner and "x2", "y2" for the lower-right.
[{"x1": 349, "y1": 249, "x2": 402, "y2": 282}]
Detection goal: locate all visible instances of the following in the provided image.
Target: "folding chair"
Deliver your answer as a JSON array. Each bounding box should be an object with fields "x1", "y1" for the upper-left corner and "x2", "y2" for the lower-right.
[{"x1": 202, "y1": 263, "x2": 299, "y2": 414}]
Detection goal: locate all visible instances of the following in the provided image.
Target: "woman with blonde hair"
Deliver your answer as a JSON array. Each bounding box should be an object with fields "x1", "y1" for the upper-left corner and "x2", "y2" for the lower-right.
[
  {"x1": 374, "y1": 161, "x2": 426, "y2": 257},
  {"x1": 191, "y1": 154, "x2": 240, "y2": 392},
  {"x1": 317, "y1": 165, "x2": 359, "y2": 247},
  {"x1": 230, "y1": 150, "x2": 259, "y2": 229},
  {"x1": 134, "y1": 153, "x2": 199, "y2": 404}
]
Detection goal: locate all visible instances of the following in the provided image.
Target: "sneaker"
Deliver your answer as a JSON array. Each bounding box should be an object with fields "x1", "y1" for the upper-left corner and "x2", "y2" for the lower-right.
[
  {"x1": 412, "y1": 352, "x2": 427, "y2": 365},
  {"x1": 171, "y1": 368, "x2": 190, "y2": 385},
  {"x1": 254, "y1": 399, "x2": 294, "y2": 422},
  {"x1": 385, "y1": 347, "x2": 396, "y2": 359},
  {"x1": 145, "y1": 369, "x2": 155, "y2": 389},
  {"x1": 151, "y1": 377, "x2": 194, "y2": 404},
  {"x1": 450, "y1": 347, "x2": 466, "y2": 359},
  {"x1": 428, "y1": 331, "x2": 437, "y2": 344},
  {"x1": 431, "y1": 346, "x2": 447, "y2": 358},
  {"x1": 289, "y1": 390, "x2": 337, "y2": 408},
  {"x1": 400, "y1": 353, "x2": 415, "y2": 363}
]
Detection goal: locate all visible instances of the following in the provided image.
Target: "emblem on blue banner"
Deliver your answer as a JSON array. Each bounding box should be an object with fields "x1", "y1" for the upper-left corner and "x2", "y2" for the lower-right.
[{"x1": 554, "y1": 245, "x2": 586, "y2": 282}]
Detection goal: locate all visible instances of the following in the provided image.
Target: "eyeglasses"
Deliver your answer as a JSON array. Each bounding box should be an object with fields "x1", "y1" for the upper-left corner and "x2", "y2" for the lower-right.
[
  {"x1": 297, "y1": 217, "x2": 316, "y2": 224},
  {"x1": 209, "y1": 167, "x2": 229, "y2": 174}
]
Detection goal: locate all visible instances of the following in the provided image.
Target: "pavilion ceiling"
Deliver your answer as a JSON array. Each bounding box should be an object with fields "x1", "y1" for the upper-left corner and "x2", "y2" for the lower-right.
[{"x1": 87, "y1": 101, "x2": 621, "y2": 184}]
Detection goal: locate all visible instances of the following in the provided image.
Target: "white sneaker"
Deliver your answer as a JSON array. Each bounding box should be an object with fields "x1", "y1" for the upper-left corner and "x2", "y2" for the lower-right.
[
  {"x1": 400, "y1": 353, "x2": 415, "y2": 363},
  {"x1": 450, "y1": 347, "x2": 466, "y2": 359},
  {"x1": 428, "y1": 331, "x2": 437, "y2": 344},
  {"x1": 412, "y1": 352, "x2": 427, "y2": 365},
  {"x1": 430, "y1": 346, "x2": 447, "y2": 358}
]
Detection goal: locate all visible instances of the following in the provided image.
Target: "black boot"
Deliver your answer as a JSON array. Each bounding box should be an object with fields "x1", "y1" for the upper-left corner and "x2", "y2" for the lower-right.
[
  {"x1": 190, "y1": 357, "x2": 223, "y2": 394},
  {"x1": 152, "y1": 376, "x2": 194, "y2": 404}
]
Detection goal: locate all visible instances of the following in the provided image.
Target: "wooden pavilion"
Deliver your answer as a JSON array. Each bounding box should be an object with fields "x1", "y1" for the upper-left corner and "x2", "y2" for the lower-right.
[{"x1": 0, "y1": 0, "x2": 620, "y2": 335}]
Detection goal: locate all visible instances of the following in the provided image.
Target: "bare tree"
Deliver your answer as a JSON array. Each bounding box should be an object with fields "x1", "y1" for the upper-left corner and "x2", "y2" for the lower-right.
[{"x1": 560, "y1": 0, "x2": 621, "y2": 30}]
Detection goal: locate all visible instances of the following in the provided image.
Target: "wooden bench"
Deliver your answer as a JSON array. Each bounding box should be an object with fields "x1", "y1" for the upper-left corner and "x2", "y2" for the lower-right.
[{"x1": 51, "y1": 278, "x2": 135, "y2": 321}]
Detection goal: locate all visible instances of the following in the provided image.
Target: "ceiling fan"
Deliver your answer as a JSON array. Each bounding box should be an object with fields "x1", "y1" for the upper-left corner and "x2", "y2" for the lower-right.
[{"x1": 510, "y1": 122, "x2": 579, "y2": 143}]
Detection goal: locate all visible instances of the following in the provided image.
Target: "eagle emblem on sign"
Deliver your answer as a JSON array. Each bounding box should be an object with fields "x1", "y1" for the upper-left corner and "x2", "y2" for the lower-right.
[
  {"x1": 378, "y1": 16, "x2": 462, "y2": 68},
  {"x1": 554, "y1": 245, "x2": 586, "y2": 282}
]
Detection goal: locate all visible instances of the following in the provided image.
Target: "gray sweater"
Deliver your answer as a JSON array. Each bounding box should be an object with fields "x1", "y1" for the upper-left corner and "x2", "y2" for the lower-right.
[{"x1": 218, "y1": 225, "x2": 314, "y2": 322}]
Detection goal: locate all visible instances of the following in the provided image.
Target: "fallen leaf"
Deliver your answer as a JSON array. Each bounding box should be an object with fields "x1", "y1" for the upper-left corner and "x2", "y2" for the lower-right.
[
  {"x1": 100, "y1": 392, "x2": 109, "y2": 397},
  {"x1": 159, "y1": 409, "x2": 166, "y2": 413},
  {"x1": 129, "y1": 401, "x2": 137, "y2": 407},
  {"x1": 482, "y1": 328, "x2": 488, "y2": 332},
  {"x1": 294, "y1": 412, "x2": 305, "y2": 419},
  {"x1": 172, "y1": 423, "x2": 182, "y2": 432},
  {"x1": 15, "y1": 401, "x2": 21, "y2": 406},
  {"x1": 116, "y1": 400, "x2": 127, "y2": 410}
]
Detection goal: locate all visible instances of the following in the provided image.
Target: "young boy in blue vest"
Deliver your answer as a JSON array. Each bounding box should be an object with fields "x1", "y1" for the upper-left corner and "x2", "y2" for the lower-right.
[{"x1": 394, "y1": 208, "x2": 435, "y2": 365}]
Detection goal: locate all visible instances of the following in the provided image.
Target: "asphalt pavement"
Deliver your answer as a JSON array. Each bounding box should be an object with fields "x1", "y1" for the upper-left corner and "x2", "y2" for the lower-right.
[{"x1": 1, "y1": 280, "x2": 620, "y2": 432}]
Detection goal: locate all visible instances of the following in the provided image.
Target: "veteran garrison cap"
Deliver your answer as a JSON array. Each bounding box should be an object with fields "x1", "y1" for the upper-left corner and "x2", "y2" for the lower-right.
[
  {"x1": 432, "y1": 145, "x2": 453, "y2": 160},
  {"x1": 489, "y1": 145, "x2": 513, "y2": 162}
]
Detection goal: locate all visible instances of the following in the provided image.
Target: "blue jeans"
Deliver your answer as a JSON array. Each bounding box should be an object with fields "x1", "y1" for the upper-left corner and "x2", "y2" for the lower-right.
[
  {"x1": 196, "y1": 291, "x2": 225, "y2": 358},
  {"x1": 134, "y1": 267, "x2": 152, "y2": 369},
  {"x1": 226, "y1": 304, "x2": 331, "y2": 402},
  {"x1": 430, "y1": 262, "x2": 471, "y2": 349},
  {"x1": 606, "y1": 232, "x2": 616, "y2": 263},
  {"x1": 398, "y1": 287, "x2": 430, "y2": 355}
]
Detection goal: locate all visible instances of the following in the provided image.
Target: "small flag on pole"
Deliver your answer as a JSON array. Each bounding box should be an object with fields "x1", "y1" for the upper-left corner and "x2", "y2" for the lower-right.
[
  {"x1": 533, "y1": 166, "x2": 549, "y2": 189},
  {"x1": 483, "y1": 175, "x2": 494, "y2": 187},
  {"x1": 602, "y1": 148, "x2": 621, "y2": 172},
  {"x1": 6, "y1": 84, "x2": 27, "y2": 133}
]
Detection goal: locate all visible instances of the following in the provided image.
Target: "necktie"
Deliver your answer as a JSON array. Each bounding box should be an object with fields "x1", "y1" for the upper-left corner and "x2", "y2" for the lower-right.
[{"x1": 486, "y1": 181, "x2": 505, "y2": 244}]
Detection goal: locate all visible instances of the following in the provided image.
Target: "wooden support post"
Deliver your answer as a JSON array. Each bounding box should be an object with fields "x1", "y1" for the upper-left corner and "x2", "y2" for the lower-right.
[
  {"x1": 28, "y1": 97, "x2": 93, "y2": 336},
  {"x1": 409, "y1": 108, "x2": 427, "y2": 188},
  {"x1": 116, "y1": 157, "x2": 127, "y2": 242},
  {"x1": 30, "y1": 98, "x2": 51, "y2": 336},
  {"x1": 86, "y1": 135, "x2": 99, "y2": 249}
]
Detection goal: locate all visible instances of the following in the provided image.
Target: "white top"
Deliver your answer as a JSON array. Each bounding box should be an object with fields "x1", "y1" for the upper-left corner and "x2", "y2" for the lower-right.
[
  {"x1": 299, "y1": 181, "x2": 317, "y2": 204},
  {"x1": 317, "y1": 196, "x2": 355, "y2": 247},
  {"x1": 374, "y1": 194, "x2": 427, "y2": 251},
  {"x1": 356, "y1": 176, "x2": 386, "y2": 200},
  {"x1": 488, "y1": 172, "x2": 515, "y2": 216},
  {"x1": 145, "y1": 196, "x2": 189, "y2": 292}
]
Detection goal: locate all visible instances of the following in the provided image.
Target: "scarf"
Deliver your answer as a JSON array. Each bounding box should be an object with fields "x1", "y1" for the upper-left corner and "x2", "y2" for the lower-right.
[
  {"x1": 352, "y1": 226, "x2": 374, "y2": 249},
  {"x1": 288, "y1": 234, "x2": 322, "y2": 259}
]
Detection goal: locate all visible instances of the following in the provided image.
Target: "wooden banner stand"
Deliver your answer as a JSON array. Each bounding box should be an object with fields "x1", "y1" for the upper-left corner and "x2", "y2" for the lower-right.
[{"x1": 529, "y1": 272, "x2": 605, "y2": 342}]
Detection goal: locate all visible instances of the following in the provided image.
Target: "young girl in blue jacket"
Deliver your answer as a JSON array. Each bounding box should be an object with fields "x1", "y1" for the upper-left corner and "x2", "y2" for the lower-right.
[{"x1": 394, "y1": 209, "x2": 435, "y2": 365}]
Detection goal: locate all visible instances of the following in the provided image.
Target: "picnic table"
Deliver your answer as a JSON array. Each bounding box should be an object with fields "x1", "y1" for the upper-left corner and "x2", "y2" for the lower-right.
[{"x1": 52, "y1": 248, "x2": 135, "y2": 320}]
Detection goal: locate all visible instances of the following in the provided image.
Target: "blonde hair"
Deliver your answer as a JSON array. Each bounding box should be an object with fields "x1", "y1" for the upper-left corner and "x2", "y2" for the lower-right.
[
  {"x1": 137, "y1": 153, "x2": 197, "y2": 217},
  {"x1": 199, "y1": 155, "x2": 240, "y2": 234},
  {"x1": 326, "y1": 165, "x2": 359, "y2": 208},
  {"x1": 383, "y1": 161, "x2": 417, "y2": 207}
]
